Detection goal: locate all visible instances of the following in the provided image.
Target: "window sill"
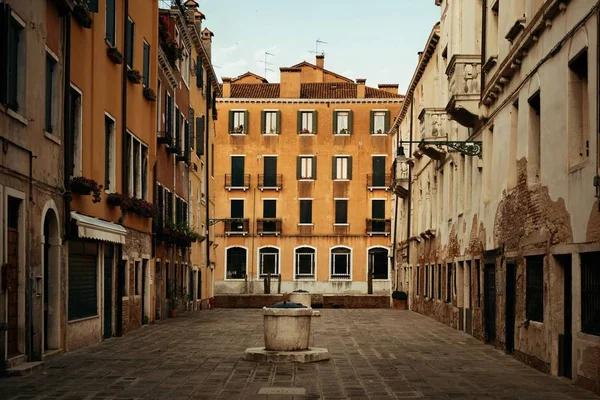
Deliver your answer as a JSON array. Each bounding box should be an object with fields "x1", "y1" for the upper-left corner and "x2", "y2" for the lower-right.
[
  {"x1": 293, "y1": 278, "x2": 316, "y2": 282},
  {"x1": 568, "y1": 160, "x2": 589, "y2": 174},
  {"x1": 262, "y1": 133, "x2": 280, "y2": 136},
  {"x1": 298, "y1": 133, "x2": 316, "y2": 136},
  {"x1": 334, "y1": 133, "x2": 351, "y2": 136},
  {"x1": 371, "y1": 133, "x2": 387, "y2": 136},
  {"x1": 298, "y1": 223, "x2": 314, "y2": 226},
  {"x1": 44, "y1": 131, "x2": 61, "y2": 145},
  {"x1": 229, "y1": 133, "x2": 247, "y2": 136},
  {"x1": 68, "y1": 315, "x2": 99, "y2": 324},
  {"x1": 1, "y1": 106, "x2": 28, "y2": 126},
  {"x1": 224, "y1": 278, "x2": 246, "y2": 281},
  {"x1": 329, "y1": 278, "x2": 352, "y2": 282},
  {"x1": 298, "y1": 179, "x2": 315, "y2": 182},
  {"x1": 333, "y1": 179, "x2": 350, "y2": 182},
  {"x1": 333, "y1": 223, "x2": 349, "y2": 226}
]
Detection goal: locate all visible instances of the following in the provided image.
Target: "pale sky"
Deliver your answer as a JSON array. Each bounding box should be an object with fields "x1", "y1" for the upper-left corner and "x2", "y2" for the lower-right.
[{"x1": 196, "y1": 0, "x2": 440, "y2": 93}]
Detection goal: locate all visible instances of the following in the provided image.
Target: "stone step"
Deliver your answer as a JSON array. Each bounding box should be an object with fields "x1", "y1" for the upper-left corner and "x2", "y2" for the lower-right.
[{"x1": 5, "y1": 361, "x2": 44, "y2": 377}]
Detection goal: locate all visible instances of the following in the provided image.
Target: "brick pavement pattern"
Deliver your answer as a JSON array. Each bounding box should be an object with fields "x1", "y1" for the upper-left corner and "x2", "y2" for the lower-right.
[{"x1": 0, "y1": 309, "x2": 597, "y2": 400}]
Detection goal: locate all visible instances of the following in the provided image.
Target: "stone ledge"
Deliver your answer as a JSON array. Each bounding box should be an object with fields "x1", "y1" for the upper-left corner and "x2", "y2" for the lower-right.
[{"x1": 244, "y1": 347, "x2": 330, "y2": 363}]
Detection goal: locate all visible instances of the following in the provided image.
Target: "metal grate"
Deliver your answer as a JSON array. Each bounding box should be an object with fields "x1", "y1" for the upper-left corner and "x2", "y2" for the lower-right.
[
  {"x1": 581, "y1": 252, "x2": 600, "y2": 336},
  {"x1": 526, "y1": 255, "x2": 544, "y2": 322}
]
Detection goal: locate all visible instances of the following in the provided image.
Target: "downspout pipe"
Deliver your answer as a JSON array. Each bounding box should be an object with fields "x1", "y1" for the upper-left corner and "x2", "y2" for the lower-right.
[
  {"x1": 391, "y1": 123, "x2": 400, "y2": 290},
  {"x1": 481, "y1": 0, "x2": 487, "y2": 103},
  {"x1": 63, "y1": 14, "x2": 72, "y2": 241},
  {"x1": 205, "y1": 85, "x2": 211, "y2": 302},
  {"x1": 596, "y1": 6, "x2": 600, "y2": 210},
  {"x1": 406, "y1": 97, "x2": 414, "y2": 299}
]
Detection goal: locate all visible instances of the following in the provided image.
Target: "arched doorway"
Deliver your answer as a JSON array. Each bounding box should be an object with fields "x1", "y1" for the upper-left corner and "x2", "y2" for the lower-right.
[{"x1": 43, "y1": 208, "x2": 60, "y2": 352}]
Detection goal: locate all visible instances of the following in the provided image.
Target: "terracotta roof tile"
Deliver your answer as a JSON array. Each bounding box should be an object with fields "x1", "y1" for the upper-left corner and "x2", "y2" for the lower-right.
[{"x1": 222, "y1": 82, "x2": 404, "y2": 99}]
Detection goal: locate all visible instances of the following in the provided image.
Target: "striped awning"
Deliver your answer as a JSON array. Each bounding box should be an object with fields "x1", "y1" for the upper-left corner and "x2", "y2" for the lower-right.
[{"x1": 71, "y1": 211, "x2": 126, "y2": 244}]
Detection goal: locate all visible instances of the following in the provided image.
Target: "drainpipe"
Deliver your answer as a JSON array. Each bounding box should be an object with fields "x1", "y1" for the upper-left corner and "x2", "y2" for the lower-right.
[
  {"x1": 63, "y1": 15, "x2": 72, "y2": 241},
  {"x1": 205, "y1": 87, "x2": 210, "y2": 302},
  {"x1": 391, "y1": 119, "x2": 401, "y2": 291},
  {"x1": 595, "y1": 7, "x2": 600, "y2": 210},
  {"x1": 406, "y1": 98, "x2": 414, "y2": 302},
  {"x1": 481, "y1": 0, "x2": 487, "y2": 102}
]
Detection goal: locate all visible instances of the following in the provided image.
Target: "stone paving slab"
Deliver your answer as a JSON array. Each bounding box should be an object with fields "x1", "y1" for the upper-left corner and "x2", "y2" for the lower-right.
[{"x1": 0, "y1": 309, "x2": 598, "y2": 399}]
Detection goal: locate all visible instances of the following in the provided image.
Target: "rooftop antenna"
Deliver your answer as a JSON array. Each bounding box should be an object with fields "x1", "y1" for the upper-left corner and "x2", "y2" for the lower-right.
[
  {"x1": 258, "y1": 51, "x2": 275, "y2": 80},
  {"x1": 309, "y1": 38, "x2": 328, "y2": 57}
]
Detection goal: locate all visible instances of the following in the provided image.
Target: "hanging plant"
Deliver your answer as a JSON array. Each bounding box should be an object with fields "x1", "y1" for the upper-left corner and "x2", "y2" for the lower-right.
[
  {"x1": 143, "y1": 87, "x2": 157, "y2": 102},
  {"x1": 73, "y1": 1, "x2": 92, "y2": 29},
  {"x1": 107, "y1": 47, "x2": 124, "y2": 64},
  {"x1": 162, "y1": 40, "x2": 183, "y2": 67},
  {"x1": 127, "y1": 69, "x2": 142, "y2": 84},
  {"x1": 70, "y1": 176, "x2": 103, "y2": 203},
  {"x1": 106, "y1": 193, "x2": 157, "y2": 219}
]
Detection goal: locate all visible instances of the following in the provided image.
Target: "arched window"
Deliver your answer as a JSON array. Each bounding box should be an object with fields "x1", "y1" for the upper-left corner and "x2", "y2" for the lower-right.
[
  {"x1": 295, "y1": 247, "x2": 315, "y2": 280},
  {"x1": 226, "y1": 247, "x2": 246, "y2": 279},
  {"x1": 330, "y1": 247, "x2": 351, "y2": 280},
  {"x1": 369, "y1": 247, "x2": 389, "y2": 280},
  {"x1": 259, "y1": 247, "x2": 279, "y2": 277}
]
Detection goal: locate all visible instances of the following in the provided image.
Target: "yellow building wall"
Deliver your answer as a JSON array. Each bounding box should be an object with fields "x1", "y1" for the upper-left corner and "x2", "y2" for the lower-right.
[{"x1": 214, "y1": 99, "x2": 402, "y2": 294}]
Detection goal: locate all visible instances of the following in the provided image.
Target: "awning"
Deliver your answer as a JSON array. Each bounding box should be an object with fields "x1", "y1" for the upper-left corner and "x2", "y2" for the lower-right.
[{"x1": 71, "y1": 212, "x2": 127, "y2": 244}]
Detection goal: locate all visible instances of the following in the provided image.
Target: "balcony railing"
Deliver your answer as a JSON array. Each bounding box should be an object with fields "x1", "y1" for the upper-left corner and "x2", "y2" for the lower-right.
[
  {"x1": 418, "y1": 108, "x2": 448, "y2": 139},
  {"x1": 225, "y1": 174, "x2": 251, "y2": 190},
  {"x1": 366, "y1": 173, "x2": 391, "y2": 190},
  {"x1": 445, "y1": 54, "x2": 481, "y2": 128},
  {"x1": 257, "y1": 218, "x2": 282, "y2": 236},
  {"x1": 258, "y1": 174, "x2": 283, "y2": 191},
  {"x1": 224, "y1": 219, "x2": 250, "y2": 235},
  {"x1": 366, "y1": 219, "x2": 391, "y2": 236}
]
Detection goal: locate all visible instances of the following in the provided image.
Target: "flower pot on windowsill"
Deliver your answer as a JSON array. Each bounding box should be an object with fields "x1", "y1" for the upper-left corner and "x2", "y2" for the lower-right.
[
  {"x1": 70, "y1": 180, "x2": 92, "y2": 196},
  {"x1": 127, "y1": 69, "x2": 142, "y2": 84},
  {"x1": 143, "y1": 87, "x2": 157, "y2": 102},
  {"x1": 107, "y1": 47, "x2": 124, "y2": 64},
  {"x1": 73, "y1": 4, "x2": 92, "y2": 29}
]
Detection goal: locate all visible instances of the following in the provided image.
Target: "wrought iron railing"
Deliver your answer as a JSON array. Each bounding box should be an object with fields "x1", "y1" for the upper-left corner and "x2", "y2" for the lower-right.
[
  {"x1": 257, "y1": 218, "x2": 282, "y2": 235},
  {"x1": 366, "y1": 218, "x2": 391, "y2": 235},
  {"x1": 224, "y1": 219, "x2": 250, "y2": 235},
  {"x1": 366, "y1": 173, "x2": 391, "y2": 188},
  {"x1": 258, "y1": 174, "x2": 283, "y2": 190},
  {"x1": 225, "y1": 174, "x2": 251, "y2": 189}
]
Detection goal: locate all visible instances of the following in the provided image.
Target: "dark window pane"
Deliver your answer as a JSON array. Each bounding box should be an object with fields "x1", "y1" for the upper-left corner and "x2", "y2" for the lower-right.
[{"x1": 526, "y1": 255, "x2": 544, "y2": 322}]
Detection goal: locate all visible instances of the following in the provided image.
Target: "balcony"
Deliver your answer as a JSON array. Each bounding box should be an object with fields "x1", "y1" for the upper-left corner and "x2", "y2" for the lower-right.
[
  {"x1": 366, "y1": 219, "x2": 391, "y2": 236},
  {"x1": 258, "y1": 174, "x2": 283, "y2": 191},
  {"x1": 225, "y1": 174, "x2": 251, "y2": 191},
  {"x1": 418, "y1": 108, "x2": 448, "y2": 139},
  {"x1": 366, "y1": 174, "x2": 391, "y2": 190},
  {"x1": 224, "y1": 219, "x2": 250, "y2": 236},
  {"x1": 257, "y1": 218, "x2": 282, "y2": 236},
  {"x1": 445, "y1": 54, "x2": 481, "y2": 128},
  {"x1": 391, "y1": 160, "x2": 409, "y2": 198},
  {"x1": 157, "y1": 131, "x2": 171, "y2": 145}
]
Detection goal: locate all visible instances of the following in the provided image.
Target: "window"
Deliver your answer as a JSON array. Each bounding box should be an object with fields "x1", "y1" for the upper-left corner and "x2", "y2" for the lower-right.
[
  {"x1": 0, "y1": 7, "x2": 25, "y2": 112},
  {"x1": 332, "y1": 156, "x2": 352, "y2": 180},
  {"x1": 157, "y1": 79, "x2": 162, "y2": 132},
  {"x1": 437, "y1": 264, "x2": 442, "y2": 300},
  {"x1": 299, "y1": 199, "x2": 312, "y2": 224},
  {"x1": 369, "y1": 247, "x2": 388, "y2": 280},
  {"x1": 262, "y1": 110, "x2": 280, "y2": 134},
  {"x1": 134, "y1": 260, "x2": 141, "y2": 296},
  {"x1": 335, "y1": 199, "x2": 348, "y2": 224},
  {"x1": 165, "y1": 92, "x2": 173, "y2": 139},
  {"x1": 370, "y1": 199, "x2": 386, "y2": 233},
  {"x1": 295, "y1": 247, "x2": 315, "y2": 280},
  {"x1": 69, "y1": 87, "x2": 83, "y2": 177},
  {"x1": 508, "y1": 101, "x2": 519, "y2": 189},
  {"x1": 430, "y1": 265, "x2": 434, "y2": 297},
  {"x1": 165, "y1": 262, "x2": 170, "y2": 299},
  {"x1": 45, "y1": 52, "x2": 58, "y2": 133},
  {"x1": 371, "y1": 110, "x2": 389, "y2": 134},
  {"x1": 230, "y1": 156, "x2": 246, "y2": 188},
  {"x1": 104, "y1": 114, "x2": 116, "y2": 191},
  {"x1": 581, "y1": 252, "x2": 600, "y2": 336},
  {"x1": 476, "y1": 259, "x2": 481, "y2": 307},
  {"x1": 371, "y1": 156, "x2": 386, "y2": 187},
  {"x1": 196, "y1": 115, "x2": 205, "y2": 157},
  {"x1": 165, "y1": 189, "x2": 173, "y2": 223},
  {"x1": 330, "y1": 247, "x2": 351, "y2": 279},
  {"x1": 259, "y1": 247, "x2": 279, "y2": 277},
  {"x1": 425, "y1": 264, "x2": 429, "y2": 297},
  {"x1": 229, "y1": 110, "x2": 247, "y2": 134},
  {"x1": 181, "y1": 49, "x2": 190, "y2": 86},
  {"x1": 298, "y1": 110, "x2": 316, "y2": 134},
  {"x1": 196, "y1": 55, "x2": 204, "y2": 91},
  {"x1": 262, "y1": 156, "x2": 278, "y2": 187},
  {"x1": 211, "y1": 144, "x2": 214, "y2": 177},
  {"x1": 105, "y1": 0, "x2": 116, "y2": 46},
  {"x1": 528, "y1": 91, "x2": 541, "y2": 184},
  {"x1": 197, "y1": 269, "x2": 202, "y2": 300},
  {"x1": 127, "y1": 133, "x2": 148, "y2": 199},
  {"x1": 416, "y1": 266, "x2": 420, "y2": 295},
  {"x1": 68, "y1": 240, "x2": 98, "y2": 321},
  {"x1": 226, "y1": 247, "x2": 246, "y2": 279},
  {"x1": 126, "y1": 17, "x2": 134, "y2": 68},
  {"x1": 297, "y1": 156, "x2": 316, "y2": 180},
  {"x1": 568, "y1": 49, "x2": 589, "y2": 169},
  {"x1": 446, "y1": 263, "x2": 452, "y2": 303},
  {"x1": 333, "y1": 110, "x2": 352, "y2": 134},
  {"x1": 526, "y1": 255, "x2": 544, "y2": 322},
  {"x1": 142, "y1": 41, "x2": 150, "y2": 87}
]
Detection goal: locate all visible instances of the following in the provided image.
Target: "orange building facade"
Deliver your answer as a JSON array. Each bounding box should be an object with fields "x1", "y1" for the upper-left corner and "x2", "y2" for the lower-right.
[{"x1": 214, "y1": 56, "x2": 404, "y2": 296}]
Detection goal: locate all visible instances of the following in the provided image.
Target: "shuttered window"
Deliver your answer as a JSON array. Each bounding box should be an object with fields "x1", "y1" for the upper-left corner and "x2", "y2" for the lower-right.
[
  {"x1": 105, "y1": 0, "x2": 116, "y2": 46},
  {"x1": 188, "y1": 107, "x2": 195, "y2": 154},
  {"x1": 299, "y1": 200, "x2": 312, "y2": 224},
  {"x1": 68, "y1": 241, "x2": 98, "y2": 321},
  {"x1": 526, "y1": 255, "x2": 544, "y2": 322},
  {"x1": 0, "y1": 6, "x2": 24, "y2": 112},
  {"x1": 165, "y1": 93, "x2": 172, "y2": 138},
  {"x1": 297, "y1": 156, "x2": 316, "y2": 180},
  {"x1": 333, "y1": 110, "x2": 353, "y2": 134},
  {"x1": 126, "y1": 17, "x2": 134, "y2": 68},
  {"x1": 142, "y1": 42, "x2": 150, "y2": 87},
  {"x1": 45, "y1": 53, "x2": 56, "y2": 133},
  {"x1": 196, "y1": 55, "x2": 204, "y2": 90},
  {"x1": 581, "y1": 252, "x2": 599, "y2": 336},
  {"x1": 88, "y1": 0, "x2": 99, "y2": 12},
  {"x1": 332, "y1": 156, "x2": 352, "y2": 180},
  {"x1": 335, "y1": 199, "x2": 348, "y2": 224},
  {"x1": 157, "y1": 183, "x2": 164, "y2": 224},
  {"x1": 196, "y1": 116, "x2": 205, "y2": 156}
]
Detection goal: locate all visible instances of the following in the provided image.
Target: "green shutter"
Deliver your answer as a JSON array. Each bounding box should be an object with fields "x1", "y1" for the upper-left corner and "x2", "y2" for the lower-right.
[
  {"x1": 196, "y1": 55, "x2": 203, "y2": 89},
  {"x1": 260, "y1": 110, "x2": 266, "y2": 134},
  {"x1": 312, "y1": 110, "x2": 318, "y2": 134},
  {"x1": 243, "y1": 110, "x2": 249, "y2": 133},
  {"x1": 88, "y1": 0, "x2": 99, "y2": 13},
  {"x1": 45, "y1": 56, "x2": 55, "y2": 133},
  {"x1": 297, "y1": 111, "x2": 302, "y2": 134},
  {"x1": 332, "y1": 110, "x2": 337, "y2": 134},
  {"x1": 348, "y1": 110, "x2": 354, "y2": 134},
  {"x1": 332, "y1": 156, "x2": 337, "y2": 179},
  {"x1": 348, "y1": 156, "x2": 353, "y2": 180},
  {"x1": 196, "y1": 116, "x2": 205, "y2": 156},
  {"x1": 370, "y1": 110, "x2": 375, "y2": 134},
  {"x1": 105, "y1": 0, "x2": 115, "y2": 46},
  {"x1": 276, "y1": 110, "x2": 281, "y2": 134},
  {"x1": 312, "y1": 156, "x2": 317, "y2": 179},
  {"x1": 126, "y1": 18, "x2": 134, "y2": 67},
  {"x1": 143, "y1": 43, "x2": 150, "y2": 87},
  {"x1": 0, "y1": 4, "x2": 11, "y2": 107},
  {"x1": 384, "y1": 110, "x2": 390, "y2": 133},
  {"x1": 296, "y1": 156, "x2": 301, "y2": 180},
  {"x1": 228, "y1": 110, "x2": 234, "y2": 133}
]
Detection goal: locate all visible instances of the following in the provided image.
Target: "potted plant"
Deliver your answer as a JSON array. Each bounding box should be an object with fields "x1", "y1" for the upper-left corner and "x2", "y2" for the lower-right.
[
  {"x1": 127, "y1": 69, "x2": 142, "y2": 84},
  {"x1": 70, "y1": 176, "x2": 103, "y2": 203},
  {"x1": 391, "y1": 290, "x2": 408, "y2": 310},
  {"x1": 107, "y1": 47, "x2": 124, "y2": 64},
  {"x1": 169, "y1": 286, "x2": 179, "y2": 318},
  {"x1": 300, "y1": 128, "x2": 312, "y2": 134},
  {"x1": 73, "y1": 0, "x2": 92, "y2": 29},
  {"x1": 143, "y1": 87, "x2": 157, "y2": 102}
]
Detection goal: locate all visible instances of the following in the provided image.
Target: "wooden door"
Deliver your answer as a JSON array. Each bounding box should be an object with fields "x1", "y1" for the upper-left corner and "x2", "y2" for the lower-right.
[{"x1": 7, "y1": 227, "x2": 19, "y2": 357}]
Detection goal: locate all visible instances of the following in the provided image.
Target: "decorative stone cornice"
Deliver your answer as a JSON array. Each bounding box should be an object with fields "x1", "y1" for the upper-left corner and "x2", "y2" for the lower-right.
[
  {"x1": 158, "y1": 47, "x2": 178, "y2": 89},
  {"x1": 217, "y1": 98, "x2": 404, "y2": 104}
]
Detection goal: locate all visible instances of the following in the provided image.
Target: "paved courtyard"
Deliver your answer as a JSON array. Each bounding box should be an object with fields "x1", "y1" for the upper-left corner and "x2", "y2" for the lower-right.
[{"x1": 0, "y1": 309, "x2": 597, "y2": 400}]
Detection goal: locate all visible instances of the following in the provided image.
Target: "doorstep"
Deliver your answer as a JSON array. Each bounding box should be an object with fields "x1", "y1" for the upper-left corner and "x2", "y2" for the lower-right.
[{"x1": 5, "y1": 361, "x2": 44, "y2": 377}]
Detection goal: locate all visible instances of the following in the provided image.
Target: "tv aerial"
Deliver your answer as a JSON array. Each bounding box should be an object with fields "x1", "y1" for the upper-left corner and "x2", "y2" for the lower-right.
[
  {"x1": 258, "y1": 51, "x2": 275, "y2": 80},
  {"x1": 309, "y1": 38, "x2": 327, "y2": 57}
]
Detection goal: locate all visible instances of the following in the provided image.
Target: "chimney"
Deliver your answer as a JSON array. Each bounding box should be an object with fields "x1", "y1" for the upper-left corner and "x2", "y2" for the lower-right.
[
  {"x1": 280, "y1": 67, "x2": 301, "y2": 98},
  {"x1": 316, "y1": 54, "x2": 324, "y2": 69},
  {"x1": 356, "y1": 79, "x2": 366, "y2": 98},
  {"x1": 222, "y1": 77, "x2": 232, "y2": 98},
  {"x1": 194, "y1": 10, "x2": 205, "y2": 34},
  {"x1": 378, "y1": 84, "x2": 399, "y2": 95},
  {"x1": 201, "y1": 28, "x2": 214, "y2": 60}
]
